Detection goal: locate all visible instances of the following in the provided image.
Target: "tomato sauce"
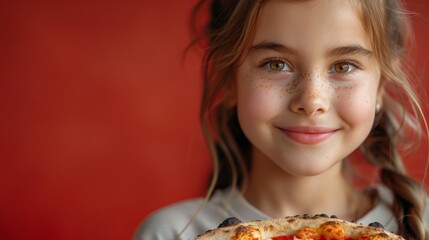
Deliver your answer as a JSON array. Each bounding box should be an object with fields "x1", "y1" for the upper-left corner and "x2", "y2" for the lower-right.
[{"x1": 271, "y1": 235, "x2": 356, "y2": 240}]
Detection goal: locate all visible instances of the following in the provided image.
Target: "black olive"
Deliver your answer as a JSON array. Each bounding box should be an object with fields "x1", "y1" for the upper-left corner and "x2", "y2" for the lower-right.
[
  {"x1": 369, "y1": 222, "x2": 385, "y2": 229},
  {"x1": 217, "y1": 217, "x2": 242, "y2": 228}
]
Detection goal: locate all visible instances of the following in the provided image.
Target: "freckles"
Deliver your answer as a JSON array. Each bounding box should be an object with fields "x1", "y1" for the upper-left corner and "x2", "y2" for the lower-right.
[
  {"x1": 308, "y1": 84, "x2": 318, "y2": 99},
  {"x1": 280, "y1": 78, "x2": 299, "y2": 95},
  {"x1": 334, "y1": 85, "x2": 353, "y2": 98},
  {"x1": 280, "y1": 72, "x2": 310, "y2": 96},
  {"x1": 257, "y1": 81, "x2": 274, "y2": 95},
  {"x1": 296, "y1": 72, "x2": 335, "y2": 99}
]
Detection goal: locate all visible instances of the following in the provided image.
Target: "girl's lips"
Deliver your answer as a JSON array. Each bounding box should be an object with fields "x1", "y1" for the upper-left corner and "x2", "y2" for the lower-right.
[{"x1": 277, "y1": 126, "x2": 337, "y2": 145}]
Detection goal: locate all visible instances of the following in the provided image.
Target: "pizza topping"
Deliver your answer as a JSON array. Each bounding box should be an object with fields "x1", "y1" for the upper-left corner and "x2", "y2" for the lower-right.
[
  {"x1": 368, "y1": 222, "x2": 384, "y2": 229},
  {"x1": 219, "y1": 217, "x2": 243, "y2": 228},
  {"x1": 270, "y1": 236, "x2": 294, "y2": 240},
  {"x1": 196, "y1": 215, "x2": 404, "y2": 240},
  {"x1": 271, "y1": 221, "x2": 389, "y2": 240},
  {"x1": 320, "y1": 221, "x2": 346, "y2": 239},
  {"x1": 317, "y1": 213, "x2": 329, "y2": 218},
  {"x1": 294, "y1": 226, "x2": 319, "y2": 239},
  {"x1": 231, "y1": 225, "x2": 261, "y2": 240},
  {"x1": 272, "y1": 222, "x2": 346, "y2": 240}
]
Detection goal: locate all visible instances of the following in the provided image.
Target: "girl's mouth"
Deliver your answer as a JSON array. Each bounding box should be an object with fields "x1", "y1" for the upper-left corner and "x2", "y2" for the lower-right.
[{"x1": 277, "y1": 126, "x2": 337, "y2": 145}]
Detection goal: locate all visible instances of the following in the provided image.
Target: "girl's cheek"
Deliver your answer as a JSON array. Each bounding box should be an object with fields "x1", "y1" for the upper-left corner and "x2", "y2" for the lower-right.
[
  {"x1": 238, "y1": 81, "x2": 280, "y2": 118},
  {"x1": 335, "y1": 86, "x2": 376, "y2": 127},
  {"x1": 237, "y1": 72, "x2": 287, "y2": 123}
]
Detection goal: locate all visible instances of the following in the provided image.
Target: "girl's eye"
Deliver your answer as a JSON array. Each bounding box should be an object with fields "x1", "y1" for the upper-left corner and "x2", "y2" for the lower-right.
[
  {"x1": 330, "y1": 62, "x2": 356, "y2": 74},
  {"x1": 264, "y1": 59, "x2": 292, "y2": 72}
]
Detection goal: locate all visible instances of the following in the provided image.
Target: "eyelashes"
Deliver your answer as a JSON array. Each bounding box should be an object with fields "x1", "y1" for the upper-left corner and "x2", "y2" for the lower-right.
[
  {"x1": 261, "y1": 58, "x2": 293, "y2": 73},
  {"x1": 328, "y1": 60, "x2": 362, "y2": 74},
  {"x1": 259, "y1": 58, "x2": 362, "y2": 75}
]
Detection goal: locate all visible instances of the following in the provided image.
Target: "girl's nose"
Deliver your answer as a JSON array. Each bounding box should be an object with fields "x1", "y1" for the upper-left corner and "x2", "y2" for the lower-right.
[{"x1": 289, "y1": 73, "x2": 330, "y2": 116}]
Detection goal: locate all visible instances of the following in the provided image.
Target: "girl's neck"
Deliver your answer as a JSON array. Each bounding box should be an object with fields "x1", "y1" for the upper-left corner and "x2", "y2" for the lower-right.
[{"x1": 242, "y1": 150, "x2": 372, "y2": 221}]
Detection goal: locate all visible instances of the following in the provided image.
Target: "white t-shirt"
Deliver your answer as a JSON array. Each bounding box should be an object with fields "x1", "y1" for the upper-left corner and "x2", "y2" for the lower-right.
[{"x1": 134, "y1": 185, "x2": 429, "y2": 240}]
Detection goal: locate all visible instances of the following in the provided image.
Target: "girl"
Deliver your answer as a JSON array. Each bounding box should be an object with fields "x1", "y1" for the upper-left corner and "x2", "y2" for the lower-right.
[{"x1": 135, "y1": 0, "x2": 429, "y2": 239}]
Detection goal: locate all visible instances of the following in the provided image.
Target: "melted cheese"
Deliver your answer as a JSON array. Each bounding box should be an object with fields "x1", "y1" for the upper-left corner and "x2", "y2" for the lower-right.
[{"x1": 231, "y1": 225, "x2": 262, "y2": 240}]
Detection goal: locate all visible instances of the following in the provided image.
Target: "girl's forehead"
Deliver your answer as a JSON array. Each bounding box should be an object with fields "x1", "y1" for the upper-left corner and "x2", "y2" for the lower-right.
[{"x1": 252, "y1": 0, "x2": 369, "y2": 52}]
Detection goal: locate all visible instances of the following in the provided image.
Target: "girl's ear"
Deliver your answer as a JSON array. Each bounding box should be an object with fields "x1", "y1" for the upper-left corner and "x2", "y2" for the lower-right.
[{"x1": 376, "y1": 78, "x2": 386, "y2": 112}]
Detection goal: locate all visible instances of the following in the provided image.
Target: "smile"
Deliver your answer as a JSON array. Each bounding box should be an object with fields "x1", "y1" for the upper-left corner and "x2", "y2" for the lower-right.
[{"x1": 277, "y1": 126, "x2": 337, "y2": 145}]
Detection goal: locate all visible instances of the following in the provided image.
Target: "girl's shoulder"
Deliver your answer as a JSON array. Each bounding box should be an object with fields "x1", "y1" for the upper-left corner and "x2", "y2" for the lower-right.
[
  {"x1": 133, "y1": 188, "x2": 258, "y2": 240},
  {"x1": 133, "y1": 198, "x2": 206, "y2": 240}
]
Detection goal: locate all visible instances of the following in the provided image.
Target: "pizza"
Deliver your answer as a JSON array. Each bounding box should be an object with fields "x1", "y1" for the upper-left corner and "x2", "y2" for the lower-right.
[{"x1": 195, "y1": 214, "x2": 404, "y2": 240}]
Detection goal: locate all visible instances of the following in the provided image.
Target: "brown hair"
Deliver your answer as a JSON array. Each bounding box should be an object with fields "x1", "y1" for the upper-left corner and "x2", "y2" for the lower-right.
[{"x1": 191, "y1": 0, "x2": 428, "y2": 239}]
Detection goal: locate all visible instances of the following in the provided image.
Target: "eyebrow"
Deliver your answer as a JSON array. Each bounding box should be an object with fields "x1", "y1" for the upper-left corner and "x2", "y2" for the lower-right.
[
  {"x1": 249, "y1": 41, "x2": 372, "y2": 57},
  {"x1": 249, "y1": 42, "x2": 297, "y2": 55},
  {"x1": 328, "y1": 45, "x2": 373, "y2": 57}
]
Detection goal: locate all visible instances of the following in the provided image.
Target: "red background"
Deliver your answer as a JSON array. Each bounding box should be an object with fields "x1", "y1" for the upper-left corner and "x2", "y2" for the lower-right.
[{"x1": 0, "y1": 1, "x2": 428, "y2": 239}]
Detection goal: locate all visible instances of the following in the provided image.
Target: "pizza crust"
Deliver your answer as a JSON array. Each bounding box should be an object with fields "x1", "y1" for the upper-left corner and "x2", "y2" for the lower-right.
[{"x1": 196, "y1": 214, "x2": 405, "y2": 239}]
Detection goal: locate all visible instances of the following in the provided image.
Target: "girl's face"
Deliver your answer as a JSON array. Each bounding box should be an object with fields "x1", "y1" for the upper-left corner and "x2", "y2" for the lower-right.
[{"x1": 236, "y1": 0, "x2": 382, "y2": 176}]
